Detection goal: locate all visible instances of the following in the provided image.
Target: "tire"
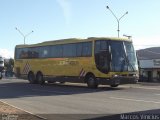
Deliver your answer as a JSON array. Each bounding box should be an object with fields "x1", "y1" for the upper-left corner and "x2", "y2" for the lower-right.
[
  {"x1": 28, "y1": 72, "x2": 36, "y2": 84},
  {"x1": 59, "y1": 81, "x2": 65, "y2": 84},
  {"x1": 86, "y1": 75, "x2": 98, "y2": 89},
  {"x1": 37, "y1": 73, "x2": 45, "y2": 85},
  {"x1": 48, "y1": 81, "x2": 55, "y2": 84},
  {"x1": 110, "y1": 84, "x2": 119, "y2": 87},
  {"x1": 0, "y1": 74, "x2": 2, "y2": 79}
]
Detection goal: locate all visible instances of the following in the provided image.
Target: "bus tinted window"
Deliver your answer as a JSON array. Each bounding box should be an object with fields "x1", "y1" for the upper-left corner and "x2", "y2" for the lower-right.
[
  {"x1": 15, "y1": 42, "x2": 92, "y2": 59},
  {"x1": 51, "y1": 45, "x2": 63, "y2": 58},
  {"x1": 101, "y1": 41, "x2": 108, "y2": 50},
  {"x1": 82, "y1": 42, "x2": 92, "y2": 57},
  {"x1": 95, "y1": 40, "x2": 109, "y2": 73},
  {"x1": 30, "y1": 47, "x2": 40, "y2": 58},
  {"x1": 39, "y1": 46, "x2": 51, "y2": 58},
  {"x1": 95, "y1": 41, "x2": 101, "y2": 54},
  {"x1": 19, "y1": 48, "x2": 29, "y2": 59},
  {"x1": 63, "y1": 44, "x2": 76, "y2": 57},
  {"x1": 76, "y1": 43, "x2": 83, "y2": 57},
  {"x1": 15, "y1": 48, "x2": 21, "y2": 59}
]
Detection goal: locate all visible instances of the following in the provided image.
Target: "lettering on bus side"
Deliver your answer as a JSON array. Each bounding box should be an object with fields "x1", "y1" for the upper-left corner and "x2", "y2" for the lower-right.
[
  {"x1": 69, "y1": 61, "x2": 79, "y2": 65},
  {"x1": 59, "y1": 61, "x2": 78, "y2": 65},
  {"x1": 59, "y1": 61, "x2": 68, "y2": 65}
]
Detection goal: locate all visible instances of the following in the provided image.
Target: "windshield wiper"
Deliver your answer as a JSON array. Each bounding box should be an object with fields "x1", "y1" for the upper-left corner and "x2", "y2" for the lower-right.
[
  {"x1": 119, "y1": 55, "x2": 135, "y2": 72},
  {"x1": 120, "y1": 57, "x2": 126, "y2": 72},
  {"x1": 125, "y1": 56, "x2": 135, "y2": 72}
]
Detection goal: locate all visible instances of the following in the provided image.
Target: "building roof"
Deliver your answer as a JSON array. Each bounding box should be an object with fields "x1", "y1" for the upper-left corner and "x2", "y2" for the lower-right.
[{"x1": 137, "y1": 47, "x2": 160, "y2": 60}]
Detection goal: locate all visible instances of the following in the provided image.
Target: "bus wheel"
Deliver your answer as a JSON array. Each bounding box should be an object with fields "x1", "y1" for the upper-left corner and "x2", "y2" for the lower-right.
[
  {"x1": 48, "y1": 81, "x2": 55, "y2": 84},
  {"x1": 110, "y1": 84, "x2": 119, "y2": 87},
  {"x1": 37, "y1": 73, "x2": 45, "y2": 85},
  {"x1": 0, "y1": 72, "x2": 2, "y2": 79},
  {"x1": 86, "y1": 75, "x2": 98, "y2": 89},
  {"x1": 28, "y1": 72, "x2": 36, "y2": 84},
  {"x1": 59, "y1": 81, "x2": 65, "y2": 84}
]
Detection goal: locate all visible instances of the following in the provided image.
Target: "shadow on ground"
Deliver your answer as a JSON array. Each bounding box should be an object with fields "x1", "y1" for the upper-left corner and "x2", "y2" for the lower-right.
[{"x1": 0, "y1": 79, "x2": 124, "y2": 99}]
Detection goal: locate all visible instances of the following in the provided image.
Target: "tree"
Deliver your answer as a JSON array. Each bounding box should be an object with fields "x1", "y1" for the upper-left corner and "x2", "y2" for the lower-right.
[{"x1": 4, "y1": 58, "x2": 14, "y2": 77}]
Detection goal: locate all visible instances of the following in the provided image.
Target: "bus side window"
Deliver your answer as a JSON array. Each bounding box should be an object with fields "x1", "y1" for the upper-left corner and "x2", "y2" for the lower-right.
[
  {"x1": 95, "y1": 40, "x2": 109, "y2": 73},
  {"x1": 63, "y1": 44, "x2": 76, "y2": 57},
  {"x1": 15, "y1": 48, "x2": 21, "y2": 59},
  {"x1": 30, "y1": 47, "x2": 39, "y2": 58},
  {"x1": 82, "y1": 42, "x2": 92, "y2": 57},
  {"x1": 51, "y1": 45, "x2": 63, "y2": 58},
  {"x1": 76, "y1": 43, "x2": 82, "y2": 57},
  {"x1": 20, "y1": 48, "x2": 28, "y2": 59},
  {"x1": 39, "y1": 46, "x2": 51, "y2": 58}
]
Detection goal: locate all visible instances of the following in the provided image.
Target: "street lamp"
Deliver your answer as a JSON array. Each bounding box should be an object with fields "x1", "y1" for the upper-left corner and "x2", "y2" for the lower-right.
[
  {"x1": 15, "y1": 27, "x2": 34, "y2": 44},
  {"x1": 106, "y1": 6, "x2": 128, "y2": 38}
]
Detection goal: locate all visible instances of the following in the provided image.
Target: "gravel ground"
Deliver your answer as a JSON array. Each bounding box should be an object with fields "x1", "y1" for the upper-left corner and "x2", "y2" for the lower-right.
[{"x1": 0, "y1": 101, "x2": 43, "y2": 120}]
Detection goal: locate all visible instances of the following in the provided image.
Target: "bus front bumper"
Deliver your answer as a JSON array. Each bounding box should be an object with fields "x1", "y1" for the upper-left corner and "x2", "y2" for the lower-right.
[{"x1": 97, "y1": 75, "x2": 138, "y2": 85}]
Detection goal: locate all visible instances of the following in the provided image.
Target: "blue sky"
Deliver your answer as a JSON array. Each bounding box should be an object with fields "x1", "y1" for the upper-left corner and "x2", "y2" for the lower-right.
[{"x1": 0, "y1": 0, "x2": 160, "y2": 58}]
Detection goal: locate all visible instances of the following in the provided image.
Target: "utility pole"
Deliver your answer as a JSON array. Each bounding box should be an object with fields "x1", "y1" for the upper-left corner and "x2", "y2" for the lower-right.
[
  {"x1": 15, "y1": 27, "x2": 34, "y2": 44},
  {"x1": 106, "y1": 6, "x2": 128, "y2": 37}
]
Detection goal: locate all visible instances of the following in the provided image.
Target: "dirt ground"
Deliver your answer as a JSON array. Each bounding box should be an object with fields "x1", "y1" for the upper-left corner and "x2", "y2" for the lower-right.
[{"x1": 0, "y1": 101, "x2": 42, "y2": 120}]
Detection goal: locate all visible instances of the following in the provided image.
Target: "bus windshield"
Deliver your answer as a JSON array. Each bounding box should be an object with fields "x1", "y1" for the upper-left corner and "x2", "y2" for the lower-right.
[
  {"x1": 124, "y1": 41, "x2": 138, "y2": 72},
  {"x1": 110, "y1": 41, "x2": 138, "y2": 72}
]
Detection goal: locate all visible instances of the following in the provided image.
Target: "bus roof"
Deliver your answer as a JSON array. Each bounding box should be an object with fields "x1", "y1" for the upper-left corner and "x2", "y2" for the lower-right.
[{"x1": 15, "y1": 37, "x2": 131, "y2": 48}]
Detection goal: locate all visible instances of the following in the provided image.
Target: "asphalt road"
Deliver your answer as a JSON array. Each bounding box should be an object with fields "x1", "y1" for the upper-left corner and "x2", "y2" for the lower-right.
[{"x1": 0, "y1": 78, "x2": 160, "y2": 120}]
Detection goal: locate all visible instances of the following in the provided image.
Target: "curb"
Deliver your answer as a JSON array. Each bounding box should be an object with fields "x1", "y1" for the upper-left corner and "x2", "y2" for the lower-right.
[{"x1": 138, "y1": 82, "x2": 160, "y2": 86}]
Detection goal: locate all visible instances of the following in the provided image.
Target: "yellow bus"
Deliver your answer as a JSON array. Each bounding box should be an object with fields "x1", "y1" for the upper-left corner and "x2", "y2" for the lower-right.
[{"x1": 14, "y1": 37, "x2": 139, "y2": 88}]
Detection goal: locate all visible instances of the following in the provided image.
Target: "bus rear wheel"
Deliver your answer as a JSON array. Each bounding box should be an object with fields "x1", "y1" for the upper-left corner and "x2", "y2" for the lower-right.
[
  {"x1": 86, "y1": 75, "x2": 98, "y2": 89},
  {"x1": 28, "y1": 72, "x2": 36, "y2": 84},
  {"x1": 37, "y1": 73, "x2": 45, "y2": 85}
]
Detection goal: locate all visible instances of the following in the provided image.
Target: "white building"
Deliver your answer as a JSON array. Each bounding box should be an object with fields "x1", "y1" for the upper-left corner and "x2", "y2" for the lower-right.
[
  {"x1": 137, "y1": 47, "x2": 160, "y2": 82},
  {"x1": 139, "y1": 59, "x2": 160, "y2": 82}
]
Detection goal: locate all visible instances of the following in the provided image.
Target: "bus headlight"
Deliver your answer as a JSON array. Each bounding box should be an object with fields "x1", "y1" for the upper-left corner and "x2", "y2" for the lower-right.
[
  {"x1": 112, "y1": 74, "x2": 118, "y2": 78},
  {"x1": 133, "y1": 74, "x2": 139, "y2": 77}
]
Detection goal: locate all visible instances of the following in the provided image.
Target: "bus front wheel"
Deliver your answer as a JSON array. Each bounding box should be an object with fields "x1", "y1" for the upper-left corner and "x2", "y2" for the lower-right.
[
  {"x1": 37, "y1": 73, "x2": 45, "y2": 85},
  {"x1": 110, "y1": 84, "x2": 119, "y2": 87},
  {"x1": 86, "y1": 75, "x2": 98, "y2": 89}
]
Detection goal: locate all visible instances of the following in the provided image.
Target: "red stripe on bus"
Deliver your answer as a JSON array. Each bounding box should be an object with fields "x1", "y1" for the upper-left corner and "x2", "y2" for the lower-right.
[{"x1": 48, "y1": 58, "x2": 65, "y2": 60}]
